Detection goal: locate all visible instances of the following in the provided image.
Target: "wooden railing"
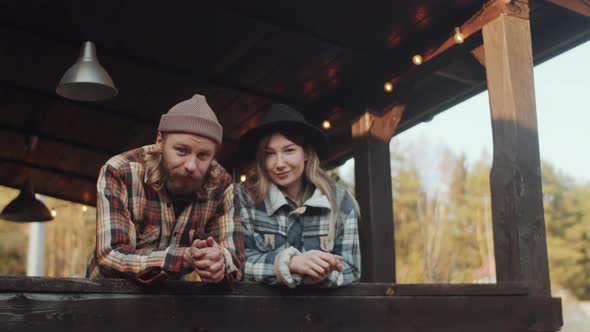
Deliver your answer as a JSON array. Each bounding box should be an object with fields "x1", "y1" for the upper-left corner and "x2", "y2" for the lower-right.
[{"x1": 1, "y1": 276, "x2": 562, "y2": 332}]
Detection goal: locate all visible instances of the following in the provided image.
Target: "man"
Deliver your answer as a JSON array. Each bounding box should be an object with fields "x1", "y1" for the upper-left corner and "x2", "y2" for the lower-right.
[{"x1": 87, "y1": 94, "x2": 244, "y2": 284}]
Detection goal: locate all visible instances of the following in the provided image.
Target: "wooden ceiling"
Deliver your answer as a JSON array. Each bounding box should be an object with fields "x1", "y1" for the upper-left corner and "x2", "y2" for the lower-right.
[{"x1": 0, "y1": 0, "x2": 588, "y2": 205}]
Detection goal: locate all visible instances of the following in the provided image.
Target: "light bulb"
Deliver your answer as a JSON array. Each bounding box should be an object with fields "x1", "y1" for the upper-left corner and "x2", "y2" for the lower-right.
[
  {"x1": 384, "y1": 82, "x2": 394, "y2": 93},
  {"x1": 322, "y1": 120, "x2": 332, "y2": 130},
  {"x1": 412, "y1": 54, "x2": 423, "y2": 65},
  {"x1": 240, "y1": 175, "x2": 247, "y2": 182},
  {"x1": 51, "y1": 209, "x2": 57, "y2": 217},
  {"x1": 454, "y1": 27, "x2": 465, "y2": 44},
  {"x1": 82, "y1": 205, "x2": 88, "y2": 212}
]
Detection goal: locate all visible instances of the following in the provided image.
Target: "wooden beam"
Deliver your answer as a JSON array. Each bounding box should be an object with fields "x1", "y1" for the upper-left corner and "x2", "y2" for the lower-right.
[
  {"x1": 0, "y1": 82, "x2": 240, "y2": 145},
  {"x1": 0, "y1": 285, "x2": 563, "y2": 332},
  {"x1": 353, "y1": 136, "x2": 395, "y2": 283},
  {"x1": 471, "y1": 45, "x2": 486, "y2": 67},
  {"x1": 483, "y1": 14, "x2": 551, "y2": 296},
  {"x1": 0, "y1": 276, "x2": 529, "y2": 296},
  {"x1": 434, "y1": 59, "x2": 486, "y2": 85},
  {"x1": 351, "y1": 105, "x2": 405, "y2": 283},
  {"x1": 0, "y1": 168, "x2": 97, "y2": 206},
  {"x1": 352, "y1": 105, "x2": 405, "y2": 143},
  {"x1": 0, "y1": 80, "x2": 152, "y2": 127},
  {"x1": 209, "y1": 4, "x2": 363, "y2": 52},
  {"x1": 0, "y1": 25, "x2": 304, "y2": 109},
  {"x1": 423, "y1": 0, "x2": 529, "y2": 64},
  {"x1": 345, "y1": 0, "x2": 526, "y2": 120},
  {"x1": 0, "y1": 124, "x2": 116, "y2": 157},
  {"x1": 546, "y1": 0, "x2": 590, "y2": 17},
  {"x1": 0, "y1": 157, "x2": 95, "y2": 182}
]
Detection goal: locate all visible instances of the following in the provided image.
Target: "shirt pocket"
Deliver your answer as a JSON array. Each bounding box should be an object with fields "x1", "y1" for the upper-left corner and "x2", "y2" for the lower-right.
[
  {"x1": 136, "y1": 225, "x2": 161, "y2": 249},
  {"x1": 302, "y1": 217, "x2": 330, "y2": 252},
  {"x1": 251, "y1": 218, "x2": 287, "y2": 252}
]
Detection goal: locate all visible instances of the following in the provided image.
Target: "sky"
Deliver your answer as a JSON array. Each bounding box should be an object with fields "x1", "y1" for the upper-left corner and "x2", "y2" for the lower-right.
[{"x1": 339, "y1": 40, "x2": 590, "y2": 188}]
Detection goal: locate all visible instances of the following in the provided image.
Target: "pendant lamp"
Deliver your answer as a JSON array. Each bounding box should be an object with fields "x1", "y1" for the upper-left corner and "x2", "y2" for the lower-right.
[
  {"x1": 0, "y1": 178, "x2": 53, "y2": 222},
  {"x1": 0, "y1": 136, "x2": 53, "y2": 222},
  {"x1": 56, "y1": 41, "x2": 118, "y2": 101}
]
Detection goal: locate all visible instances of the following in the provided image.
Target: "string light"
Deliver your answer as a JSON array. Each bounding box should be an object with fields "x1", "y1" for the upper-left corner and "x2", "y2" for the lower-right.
[
  {"x1": 82, "y1": 205, "x2": 88, "y2": 213},
  {"x1": 383, "y1": 82, "x2": 394, "y2": 93},
  {"x1": 454, "y1": 27, "x2": 465, "y2": 44},
  {"x1": 51, "y1": 208, "x2": 57, "y2": 217},
  {"x1": 321, "y1": 120, "x2": 332, "y2": 130},
  {"x1": 240, "y1": 174, "x2": 247, "y2": 182},
  {"x1": 412, "y1": 54, "x2": 423, "y2": 65}
]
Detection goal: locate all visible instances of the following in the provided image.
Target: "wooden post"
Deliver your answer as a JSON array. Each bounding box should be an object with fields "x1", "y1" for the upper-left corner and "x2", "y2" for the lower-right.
[
  {"x1": 352, "y1": 105, "x2": 404, "y2": 283},
  {"x1": 482, "y1": 5, "x2": 551, "y2": 296}
]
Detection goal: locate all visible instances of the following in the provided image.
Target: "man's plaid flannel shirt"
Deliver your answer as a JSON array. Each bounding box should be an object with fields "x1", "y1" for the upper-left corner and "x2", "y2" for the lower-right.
[
  {"x1": 86, "y1": 145, "x2": 244, "y2": 284},
  {"x1": 238, "y1": 182, "x2": 360, "y2": 287}
]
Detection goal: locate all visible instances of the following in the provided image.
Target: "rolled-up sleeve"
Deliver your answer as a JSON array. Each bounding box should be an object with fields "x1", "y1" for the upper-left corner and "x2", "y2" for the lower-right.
[
  {"x1": 94, "y1": 164, "x2": 186, "y2": 284},
  {"x1": 205, "y1": 179, "x2": 245, "y2": 282}
]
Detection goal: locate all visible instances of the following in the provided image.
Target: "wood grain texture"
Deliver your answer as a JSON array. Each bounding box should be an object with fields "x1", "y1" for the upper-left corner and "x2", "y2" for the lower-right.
[
  {"x1": 0, "y1": 277, "x2": 562, "y2": 331},
  {"x1": 351, "y1": 105, "x2": 405, "y2": 143},
  {"x1": 0, "y1": 276, "x2": 528, "y2": 296},
  {"x1": 0, "y1": 292, "x2": 562, "y2": 332},
  {"x1": 483, "y1": 14, "x2": 551, "y2": 296},
  {"x1": 353, "y1": 134, "x2": 396, "y2": 283}
]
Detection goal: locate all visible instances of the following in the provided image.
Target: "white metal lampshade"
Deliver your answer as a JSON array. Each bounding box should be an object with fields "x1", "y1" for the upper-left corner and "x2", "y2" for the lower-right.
[{"x1": 56, "y1": 41, "x2": 118, "y2": 101}]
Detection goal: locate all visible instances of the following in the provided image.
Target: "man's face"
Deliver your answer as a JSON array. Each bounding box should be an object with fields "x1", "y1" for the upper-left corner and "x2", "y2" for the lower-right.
[{"x1": 157, "y1": 132, "x2": 217, "y2": 195}]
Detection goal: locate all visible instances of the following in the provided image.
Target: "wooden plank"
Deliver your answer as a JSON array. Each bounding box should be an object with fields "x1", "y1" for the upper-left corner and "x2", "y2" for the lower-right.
[
  {"x1": 351, "y1": 105, "x2": 405, "y2": 143},
  {"x1": 422, "y1": 0, "x2": 529, "y2": 64},
  {"x1": 0, "y1": 157, "x2": 95, "y2": 182},
  {"x1": 472, "y1": 44, "x2": 486, "y2": 66},
  {"x1": 546, "y1": 0, "x2": 590, "y2": 17},
  {"x1": 0, "y1": 25, "x2": 301, "y2": 110},
  {"x1": 434, "y1": 59, "x2": 486, "y2": 85},
  {"x1": 353, "y1": 137, "x2": 395, "y2": 283},
  {"x1": 0, "y1": 165, "x2": 97, "y2": 206},
  {"x1": 483, "y1": 15, "x2": 551, "y2": 296},
  {"x1": 0, "y1": 292, "x2": 562, "y2": 332},
  {"x1": 351, "y1": 109, "x2": 403, "y2": 283},
  {"x1": 0, "y1": 276, "x2": 529, "y2": 296},
  {"x1": 0, "y1": 81, "x2": 157, "y2": 127}
]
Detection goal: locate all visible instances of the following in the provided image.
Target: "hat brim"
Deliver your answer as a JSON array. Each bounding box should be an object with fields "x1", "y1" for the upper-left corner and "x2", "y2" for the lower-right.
[{"x1": 239, "y1": 121, "x2": 328, "y2": 162}]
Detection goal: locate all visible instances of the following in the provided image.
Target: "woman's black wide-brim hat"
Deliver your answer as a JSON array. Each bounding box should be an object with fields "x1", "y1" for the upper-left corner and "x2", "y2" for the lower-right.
[{"x1": 239, "y1": 103, "x2": 328, "y2": 161}]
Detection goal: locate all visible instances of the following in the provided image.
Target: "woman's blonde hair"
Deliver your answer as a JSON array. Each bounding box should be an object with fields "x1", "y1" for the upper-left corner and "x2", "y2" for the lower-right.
[
  {"x1": 143, "y1": 138, "x2": 223, "y2": 199},
  {"x1": 244, "y1": 130, "x2": 337, "y2": 250}
]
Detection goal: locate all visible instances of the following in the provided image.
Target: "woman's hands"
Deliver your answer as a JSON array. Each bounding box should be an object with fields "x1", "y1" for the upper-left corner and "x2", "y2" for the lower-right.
[{"x1": 288, "y1": 250, "x2": 343, "y2": 283}]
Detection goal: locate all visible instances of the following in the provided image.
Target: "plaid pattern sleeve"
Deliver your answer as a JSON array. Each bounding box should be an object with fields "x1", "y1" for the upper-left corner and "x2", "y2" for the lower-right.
[
  {"x1": 243, "y1": 245, "x2": 286, "y2": 285},
  {"x1": 318, "y1": 186, "x2": 361, "y2": 287},
  {"x1": 237, "y1": 185, "x2": 285, "y2": 285},
  {"x1": 204, "y1": 174, "x2": 245, "y2": 282},
  {"x1": 94, "y1": 163, "x2": 185, "y2": 284}
]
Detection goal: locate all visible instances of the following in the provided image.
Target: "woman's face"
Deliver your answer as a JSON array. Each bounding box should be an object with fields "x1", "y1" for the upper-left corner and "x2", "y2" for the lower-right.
[{"x1": 264, "y1": 133, "x2": 307, "y2": 193}]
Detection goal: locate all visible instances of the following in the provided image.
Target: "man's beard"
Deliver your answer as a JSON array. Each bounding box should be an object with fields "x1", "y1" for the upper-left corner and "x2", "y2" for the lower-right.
[{"x1": 161, "y1": 164, "x2": 204, "y2": 196}]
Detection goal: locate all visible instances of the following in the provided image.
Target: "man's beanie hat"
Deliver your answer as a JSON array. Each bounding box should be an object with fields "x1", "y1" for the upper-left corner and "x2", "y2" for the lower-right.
[{"x1": 158, "y1": 94, "x2": 222, "y2": 144}]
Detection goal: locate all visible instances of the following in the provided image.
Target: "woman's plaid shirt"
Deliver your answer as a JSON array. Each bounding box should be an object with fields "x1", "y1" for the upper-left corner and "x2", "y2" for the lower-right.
[
  {"x1": 86, "y1": 145, "x2": 244, "y2": 284},
  {"x1": 238, "y1": 182, "x2": 361, "y2": 287}
]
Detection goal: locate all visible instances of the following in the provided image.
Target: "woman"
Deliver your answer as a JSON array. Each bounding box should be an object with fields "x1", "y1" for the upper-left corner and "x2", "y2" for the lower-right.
[{"x1": 237, "y1": 103, "x2": 361, "y2": 288}]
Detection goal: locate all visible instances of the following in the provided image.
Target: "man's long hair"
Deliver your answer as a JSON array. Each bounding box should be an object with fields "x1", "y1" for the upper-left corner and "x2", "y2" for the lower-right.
[{"x1": 143, "y1": 143, "x2": 223, "y2": 199}]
